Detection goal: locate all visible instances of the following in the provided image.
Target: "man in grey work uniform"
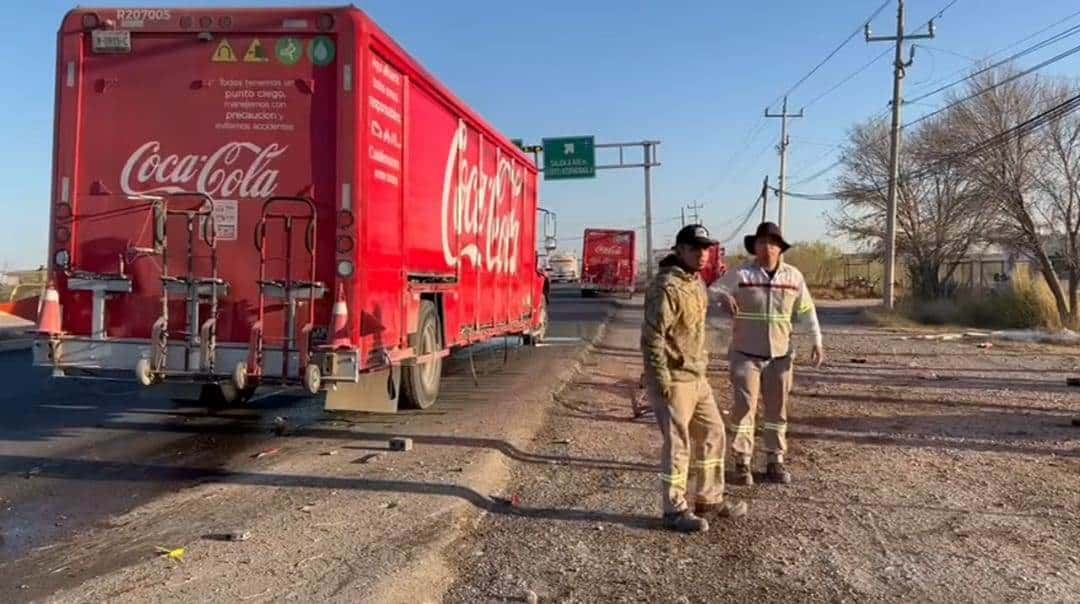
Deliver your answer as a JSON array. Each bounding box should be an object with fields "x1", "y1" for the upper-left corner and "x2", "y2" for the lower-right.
[{"x1": 712, "y1": 222, "x2": 824, "y2": 485}]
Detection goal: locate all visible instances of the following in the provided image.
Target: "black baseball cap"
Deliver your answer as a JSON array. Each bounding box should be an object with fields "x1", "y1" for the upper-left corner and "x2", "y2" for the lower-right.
[{"x1": 673, "y1": 224, "x2": 718, "y2": 249}]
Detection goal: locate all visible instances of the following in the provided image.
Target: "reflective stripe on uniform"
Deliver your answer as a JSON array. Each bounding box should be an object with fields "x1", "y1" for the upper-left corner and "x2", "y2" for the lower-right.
[
  {"x1": 735, "y1": 312, "x2": 792, "y2": 324},
  {"x1": 797, "y1": 300, "x2": 815, "y2": 314},
  {"x1": 733, "y1": 423, "x2": 755, "y2": 434},
  {"x1": 660, "y1": 472, "x2": 687, "y2": 488},
  {"x1": 692, "y1": 458, "x2": 724, "y2": 468},
  {"x1": 762, "y1": 421, "x2": 788, "y2": 433}
]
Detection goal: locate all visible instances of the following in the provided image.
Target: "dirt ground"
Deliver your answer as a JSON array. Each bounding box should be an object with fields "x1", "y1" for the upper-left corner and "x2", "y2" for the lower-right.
[
  {"x1": 444, "y1": 300, "x2": 1080, "y2": 603},
  {"x1": 0, "y1": 290, "x2": 614, "y2": 604}
]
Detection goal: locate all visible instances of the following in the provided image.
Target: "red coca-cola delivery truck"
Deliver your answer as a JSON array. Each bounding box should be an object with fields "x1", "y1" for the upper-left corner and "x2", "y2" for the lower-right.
[
  {"x1": 580, "y1": 229, "x2": 636, "y2": 297},
  {"x1": 36, "y1": 6, "x2": 547, "y2": 411},
  {"x1": 699, "y1": 243, "x2": 727, "y2": 286}
]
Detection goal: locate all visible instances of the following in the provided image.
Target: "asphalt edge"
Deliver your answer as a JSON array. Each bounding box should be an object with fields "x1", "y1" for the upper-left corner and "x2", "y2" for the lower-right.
[
  {"x1": 0, "y1": 337, "x2": 32, "y2": 353},
  {"x1": 364, "y1": 300, "x2": 622, "y2": 604}
]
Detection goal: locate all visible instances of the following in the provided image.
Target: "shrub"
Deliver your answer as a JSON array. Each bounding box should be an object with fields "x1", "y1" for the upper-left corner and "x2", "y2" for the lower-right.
[{"x1": 902, "y1": 268, "x2": 1061, "y2": 330}]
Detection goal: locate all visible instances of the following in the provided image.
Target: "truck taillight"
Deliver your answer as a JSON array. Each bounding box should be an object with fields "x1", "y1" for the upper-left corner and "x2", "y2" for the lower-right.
[
  {"x1": 179, "y1": 16, "x2": 193, "y2": 29},
  {"x1": 337, "y1": 260, "x2": 355, "y2": 278},
  {"x1": 54, "y1": 250, "x2": 70, "y2": 270},
  {"x1": 218, "y1": 16, "x2": 233, "y2": 29},
  {"x1": 81, "y1": 13, "x2": 99, "y2": 29},
  {"x1": 55, "y1": 226, "x2": 71, "y2": 244},
  {"x1": 336, "y1": 236, "x2": 354, "y2": 254},
  {"x1": 317, "y1": 13, "x2": 336, "y2": 31},
  {"x1": 198, "y1": 16, "x2": 213, "y2": 29}
]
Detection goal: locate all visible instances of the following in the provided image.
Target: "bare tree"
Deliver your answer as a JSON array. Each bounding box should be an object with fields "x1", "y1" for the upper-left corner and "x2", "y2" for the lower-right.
[
  {"x1": 1034, "y1": 80, "x2": 1080, "y2": 322},
  {"x1": 945, "y1": 68, "x2": 1071, "y2": 323},
  {"x1": 830, "y1": 114, "x2": 988, "y2": 298}
]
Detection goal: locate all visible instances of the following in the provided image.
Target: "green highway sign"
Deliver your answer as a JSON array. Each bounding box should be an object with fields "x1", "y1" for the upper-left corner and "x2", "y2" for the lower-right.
[{"x1": 542, "y1": 136, "x2": 595, "y2": 180}]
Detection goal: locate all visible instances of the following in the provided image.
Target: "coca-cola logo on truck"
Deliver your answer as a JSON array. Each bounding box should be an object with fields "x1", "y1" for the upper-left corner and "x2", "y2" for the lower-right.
[
  {"x1": 120, "y1": 141, "x2": 287, "y2": 199},
  {"x1": 441, "y1": 120, "x2": 524, "y2": 275},
  {"x1": 591, "y1": 244, "x2": 625, "y2": 256}
]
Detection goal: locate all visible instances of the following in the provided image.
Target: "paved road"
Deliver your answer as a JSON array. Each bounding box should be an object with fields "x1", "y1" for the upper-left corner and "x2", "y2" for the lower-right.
[{"x1": 0, "y1": 286, "x2": 616, "y2": 601}]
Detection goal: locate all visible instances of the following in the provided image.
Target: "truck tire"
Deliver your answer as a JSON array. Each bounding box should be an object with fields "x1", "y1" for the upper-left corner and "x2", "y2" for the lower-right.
[
  {"x1": 196, "y1": 383, "x2": 256, "y2": 408},
  {"x1": 401, "y1": 300, "x2": 442, "y2": 409}
]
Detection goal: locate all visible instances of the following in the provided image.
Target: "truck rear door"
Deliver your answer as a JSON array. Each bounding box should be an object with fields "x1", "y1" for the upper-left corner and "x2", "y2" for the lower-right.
[{"x1": 60, "y1": 10, "x2": 343, "y2": 343}]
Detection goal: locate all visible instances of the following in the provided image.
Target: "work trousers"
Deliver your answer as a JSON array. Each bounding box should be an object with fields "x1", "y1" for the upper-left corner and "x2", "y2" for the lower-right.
[
  {"x1": 728, "y1": 350, "x2": 793, "y2": 463},
  {"x1": 648, "y1": 376, "x2": 726, "y2": 514}
]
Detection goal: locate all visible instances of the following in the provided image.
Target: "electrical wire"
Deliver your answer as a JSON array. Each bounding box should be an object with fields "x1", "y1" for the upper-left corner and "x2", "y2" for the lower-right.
[
  {"x1": 804, "y1": 48, "x2": 892, "y2": 110},
  {"x1": 906, "y1": 21, "x2": 1080, "y2": 106},
  {"x1": 904, "y1": 40, "x2": 1080, "y2": 129},
  {"x1": 690, "y1": 118, "x2": 769, "y2": 201},
  {"x1": 773, "y1": 90, "x2": 1080, "y2": 201},
  {"x1": 909, "y1": 6, "x2": 1080, "y2": 96},
  {"x1": 771, "y1": 0, "x2": 892, "y2": 106},
  {"x1": 717, "y1": 192, "x2": 765, "y2": 246}
]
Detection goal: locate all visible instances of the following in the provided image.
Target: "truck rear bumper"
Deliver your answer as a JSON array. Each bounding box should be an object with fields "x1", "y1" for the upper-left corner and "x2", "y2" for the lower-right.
[{"x1": 33, "y1": 336, "x2": 360, "y2": 385}]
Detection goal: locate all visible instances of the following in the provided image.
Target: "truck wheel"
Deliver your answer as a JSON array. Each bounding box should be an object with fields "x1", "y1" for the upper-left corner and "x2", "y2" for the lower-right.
[
  {"x1": 199, "y1": 383, "x2": 256, "y2": 408},
  {"x1": 401, "y1": 301, "x2": 442, "y2": 409}
]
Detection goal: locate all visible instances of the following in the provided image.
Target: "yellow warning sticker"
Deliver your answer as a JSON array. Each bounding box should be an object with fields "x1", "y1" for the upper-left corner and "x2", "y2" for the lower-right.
[
  {"x1": 211, "y1": 39, "x2": 237, "y2": 63},
  {"x1": 243, "y1": 39, "x2": 269, "y2": 63}
]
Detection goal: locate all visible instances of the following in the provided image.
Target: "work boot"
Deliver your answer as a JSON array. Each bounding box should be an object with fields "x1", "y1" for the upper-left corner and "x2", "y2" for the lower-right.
[
  {"x1": 662, "y1": 510, "x2": 710, "y2": 533},
  {"x1": 695, "y1": 499, "x2": 748, "y2": 520},
  {"x1": 765, "y1": 461, "x2": 792, "y2": 484},
  {"x1": 732, "y1": 461, "x2": 754, "y2": 486}
]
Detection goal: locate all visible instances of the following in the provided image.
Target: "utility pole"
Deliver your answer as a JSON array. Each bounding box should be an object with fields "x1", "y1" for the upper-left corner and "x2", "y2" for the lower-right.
[
  {"x1": 765, "y1": 96, "x2": 803, "y2": 233},
  {"x1": 866, "y1": 0, "x2": 935, "y2": 309},
  {"x1": 643, "y1": 142, "x2": 657, "y2": 281},
  {"x1": 685, "y1": 201, "x2": 704, "y2": 224},
  {"x1": 760, "y1": 176, "x2": 770, "y2": 224}
]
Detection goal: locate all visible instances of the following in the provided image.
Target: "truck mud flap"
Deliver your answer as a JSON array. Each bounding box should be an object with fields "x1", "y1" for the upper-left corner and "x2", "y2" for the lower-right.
[{"x1": 324, "y1": 366, "x2": 401, "y2": 413}]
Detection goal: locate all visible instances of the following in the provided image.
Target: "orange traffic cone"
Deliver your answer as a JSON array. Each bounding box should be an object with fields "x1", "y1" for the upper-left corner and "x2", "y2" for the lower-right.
[
  {"x1": 331, "y1": 284, "x2": 350, "y2": 349},
  {"x1": 37, "y1": 284, "x2": 62, "y2": 336}
]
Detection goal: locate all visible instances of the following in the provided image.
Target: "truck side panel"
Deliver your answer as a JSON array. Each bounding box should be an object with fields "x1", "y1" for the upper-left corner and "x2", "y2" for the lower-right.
[{"x1": 358, "y1": 45, "x2": 406, "y2": 363}]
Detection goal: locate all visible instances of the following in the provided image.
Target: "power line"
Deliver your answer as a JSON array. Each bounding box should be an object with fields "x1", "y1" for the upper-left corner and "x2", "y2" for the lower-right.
[
  {"x1": 908, "y1": 6, "x2": 1080, "y2": 95},
  {"x1": 772, "y1": 0, "x2": 893, "y2": 105},
  {"x1": 904, "y1": 39, "x2": 1080, "y2": 129},
  {"x1": 927, "y1": 0, "x2": 961, "y2": 22},
  {"x1": 915, "y1": 44, "x2": 976, "y2": 62},
  {"x1": 804, "y1": 47, "x2": 892, "y2": 109},
  {"x1": 774, "y1": 90, "x2": 1080, "y2": 201},
  {"x1": 906, "y1": 21, "x2": 1080, "y2": 106},
  {"x1": 691, "y1": 120, "x2": 771, "y2": 201},
  {"x1": 791, "y1": 156, "x2": 845, "y2": 187},
  {"x1": 718, "y1": 193, "x2": 765, "y2": 247}
]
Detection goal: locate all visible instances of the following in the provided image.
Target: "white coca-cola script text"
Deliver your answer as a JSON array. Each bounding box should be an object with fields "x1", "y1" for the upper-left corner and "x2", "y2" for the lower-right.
[
  {"x1": 441, "y1": 121, "x2": 524, "y2": 274},
  {"x1": 120, "y1": 141, "x2": 287, "y2": 199}
]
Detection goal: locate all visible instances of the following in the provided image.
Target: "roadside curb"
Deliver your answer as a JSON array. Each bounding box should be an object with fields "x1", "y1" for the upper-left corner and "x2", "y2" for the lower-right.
[{"x1": 365, "y1": 304, "x2": 617, "y2": 604}]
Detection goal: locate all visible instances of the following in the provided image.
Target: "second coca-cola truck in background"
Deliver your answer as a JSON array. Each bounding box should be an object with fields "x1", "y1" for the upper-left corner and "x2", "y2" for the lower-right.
[
  {"x1": 699, "y1": 243, "x2": 727, "y2": 286},
  {"x1": 580, "y1": 229, "x2": 636, "y2": 297},
  {"x1": 37, "y1": 6, "x2": 547, "y2": 411},
  {"x1": 647, "y1": 242, "x2": 726, "y2": 287}
]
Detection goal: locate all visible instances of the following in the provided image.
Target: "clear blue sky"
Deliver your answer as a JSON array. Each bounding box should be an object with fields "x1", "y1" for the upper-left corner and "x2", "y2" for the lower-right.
[{"x1": 3, "y1": 1, "x2": 1080, "y2": 267}]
